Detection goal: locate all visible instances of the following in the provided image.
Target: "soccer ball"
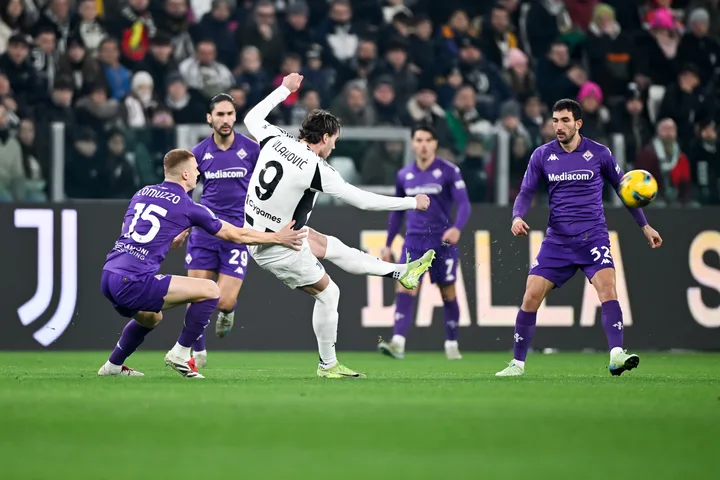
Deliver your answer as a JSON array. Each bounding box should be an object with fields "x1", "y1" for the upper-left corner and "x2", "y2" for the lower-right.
[{"x1": 618, "y1": 169, "x2": 658, "y2": 208}]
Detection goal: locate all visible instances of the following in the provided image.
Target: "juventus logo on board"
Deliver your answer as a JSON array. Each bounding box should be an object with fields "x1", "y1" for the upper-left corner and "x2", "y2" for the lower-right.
[{"x1": 15, "y1": 209, "x2": 78, "y2": 346}]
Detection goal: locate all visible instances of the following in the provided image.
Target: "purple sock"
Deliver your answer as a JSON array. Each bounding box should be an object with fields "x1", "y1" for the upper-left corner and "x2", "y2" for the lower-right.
[
  {"x1": 192, "y1": 333, "x2": 207, "y2": 352},
  {"x1": 442, "y1": 299, "x2": 460, "y2": 341},
  {"x1": 108, "y1": 320, "x2": 153, "y2": 366},
  {"x1": 392, "y1": 292, "x2": 414, "y2": 337},
  {"x1": 513, "y1": 309, "x2": 537, "y2": 362},
  {"x1": 601, "y1": 300, "x2": 624, "y2": 349},
  {"x1": 177, "y1": 298, "x2": 219, "y2": 347}
]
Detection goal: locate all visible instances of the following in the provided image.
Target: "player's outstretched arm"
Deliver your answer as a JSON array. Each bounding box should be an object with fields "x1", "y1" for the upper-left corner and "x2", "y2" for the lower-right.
[
  {"x1": 316, "y1": 161, "x2": 427, "y2": 211},
  {"x1": 600, "y1": 148, "x2": 662, "y2": 248},
  {"x1": 215, "y1": 220, "x2": 306, "y2": 250},
  {"x1": 243, "y1": 73, "x2": 303, "y2": 143}
]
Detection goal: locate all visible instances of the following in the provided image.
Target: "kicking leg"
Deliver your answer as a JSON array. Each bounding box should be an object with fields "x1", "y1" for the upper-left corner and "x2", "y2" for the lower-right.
[
  {"x1": 439, "y1": 283, "x2": 461, "y2": 360},
  {"x1": 309, "y1": 229, "x2": 435, "y2": 289},
  {"x1": 495, "y1": 275, "x2": 554, "y2": 376},
  {"x1": 98, "y1": 311, "x2": 162, "y2": 377},
  {"x1": 590, "y1": 267, "x2": 639, "y2": 376},
  {"x1": 300, "y1": 274, "x2": 362, "y2": 378}
]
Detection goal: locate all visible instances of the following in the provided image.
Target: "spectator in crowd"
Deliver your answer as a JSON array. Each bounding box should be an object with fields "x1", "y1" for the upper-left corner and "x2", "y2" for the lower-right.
[
  {"x1": 97, "y1": 36, "x2": 131, "y2": 100},
  {"x1": 337, "y1": 38, "x2": 377, "y2": 90},
  {"x1": 290, "y1": 87, "x2": 320, "y2": 125},
  {"x1": 272, "y1": 52, "x2": 303, "y2": 122},
  {"x1": 382, "y1": 0, "x2": 413, "y2": 25},
  {"x1": 658, "y1": 64, "x2": 710, "y2": 150},
  {"x1": 234, "y1": 45, "x2": 269, "y2": 106},
  {"x1": 65, "y1": 127, "x2": 101, "y2": 198},
  {"x1": 402, "y1": 75, "x2": 453, "y2": 148},
  {"x1": 282, "y1": 1, "x2": 314, "y2": 58},
  {"x1": 164, "y1": 74, "x2": 205, "y2": 124},
  {"x1": 32, "y1": 25, "x2": 58, "y2": 93},
  {"x1": 480, "y1": 4, "x2": 519, "y2": 69},
  {"x1": 42, "y1": 75, "x2": 75, "y2": 129},
  {"x1": 0, "y1": 0, "x2": 33, "y2": 55},
  {"x1": 522, "y1": 95, "x2": 546, "y2": 146},
  {"x1": 371, "y1": 39, "x2": 416, "y2": 105},
  {"x1": 155, "y1": 0, "x2": 195, "y2": 63},
  {"x1": 688, "y1": 118, "x2": 720, "y2": 204},
  {"x1": 609, "y1": 83, "x2": 653, "y2": 167},
  {"x1": 125, "y1": 70, "x2": 158, "y2": 127},
  {"x1": 520, "y1": 0, "x2": 573, "y2": 61},
  {"x1": 677, "y1": 8, "x2": 720, "y2": 85},
  {"x1": 458, "y1": 138, "x2": 488, "y2": 202},
  {"x1": 227, "y1": 85, "x2": 249, "y2": 119},
  {"x1": 360, "y1": 135, "x2": 405, "y2": 185},
  {"x1": 73, "y1": 0, "x2": 106, "y2": 55},
  {"x1": 102, "y1": 128, "x2": 140, "y2": 199},
  {"x1": 0, "y1": 33, "x2": 43, "y2": 109},
  {"x1": 317, "y1": 0, "x2": 360, "y2": 67},
  {"x1": 408, "y1": 15, "x2": 434, "y2": 76},
  {"x1": 585, "y1": 3, "x2": 635, "y2": 102},
  {"x1": 34, "y1": 0, "x2": 77, "y2": 53},
  {"x1": 238, "y1": 0, "x2": 284, "y2": 75},
  {"x1": 0, "y1": 71, "x2": 21, "y2": 124},
  {"x1": 134, "y1": 32, "x2": 177, "y2": 99},
  {"x1": 110, "y1": 0, "x2": 156, "y2": 66},
  {"x1": 689, "y1": 0, "x2": 720, "y2": 41},
  {"x1": 179, "y1": 38, "x2": 234, "y2": 99},
  {"x1": 635, "y1": 8, "x2": 681, "y2": 87},
  {"x1": 17, "y1": 117, "x2": 47, "y2": 202},
  {"x1": 504, "y1": 47, "x2": 535, "y2": 102},
  {"x1": 0, "y1": 104, "x2": 25, "y2": 201},
  {"x1": 191, "y1": 0, "x2": 237, "y2": 69},
  {"x1": 446, "y1": 84, "x2": 493, "y2": 154},
  {"x1": 439, "y1": 8, "x2": 478, "y2": 63},
  {"x1": 331, "y1": 80, "x2": 376, "y2": 126},
  {"x1": 456, "y1": 36, "x2": 512, "y2": 121},
  {"x1": 371, "y1": 76, "x2": 403, "y2": 125},
  {"x1": 577, "y1": 81, "x2": 610, "y2": 146},
  {"x1": 75, "y1": 82, "x2": 126, "y2": 134},
  {"x1": 378, "y1": 11, "x2": 412, "y2": 55},
  {"x1": 301, "y1": 45, "x2": 334, "y2": 105},
  {"x1": 436, "y1": 64, "x2": 464, "y2": 109},
  {"x1": 536, "y1": 41, "x2": 586, "y2": 107},
  {"x1": 57, "y1": 35, "x2": 103, "y2": 98},
  {"x1": 635, "y1": 118, "x2": 692, "y2": 205}
]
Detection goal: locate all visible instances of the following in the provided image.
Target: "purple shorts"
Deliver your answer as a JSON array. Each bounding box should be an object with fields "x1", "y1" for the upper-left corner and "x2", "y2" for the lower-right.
[
  {"x1": 101, "y1": 270, "x2": 172, "y2": 318},
  {"x1": 530, "y1": 234, "x2": 615, "y2": 288},
  {"x1": 185, "y1": 231, "x2": 249, "y2": 280},
  {"x1": 401, "y1": 235, "x2": 459, "y2": 285}
]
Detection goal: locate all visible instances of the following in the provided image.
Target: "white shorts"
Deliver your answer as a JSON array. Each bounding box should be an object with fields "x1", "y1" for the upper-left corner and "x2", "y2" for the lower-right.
[{"x1": 248, "y1": 237, "x2": 326, "y2": 290}]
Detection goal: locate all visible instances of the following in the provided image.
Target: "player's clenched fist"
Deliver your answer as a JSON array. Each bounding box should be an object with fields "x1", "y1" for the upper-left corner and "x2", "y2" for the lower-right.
[
  {"x1": 282, "y1": 73, "x2": 304, "y2": 92},
  {"x1": 415, "y1": 194, "x2": 430, "y2": 211},
  {"x1": 511, "y1": 217, "x2": 529, "y2": 236}
]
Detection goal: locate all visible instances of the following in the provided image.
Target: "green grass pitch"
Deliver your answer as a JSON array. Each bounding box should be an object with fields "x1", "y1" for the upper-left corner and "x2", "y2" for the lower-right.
[{"x1": 0, "y1": 351, "x2": 717, "y2": 479}]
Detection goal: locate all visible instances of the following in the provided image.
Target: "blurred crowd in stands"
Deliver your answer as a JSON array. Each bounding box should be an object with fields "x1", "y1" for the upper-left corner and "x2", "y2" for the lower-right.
[{"x1": 0, "y1": 0, "x2": 717, "y2": 206}]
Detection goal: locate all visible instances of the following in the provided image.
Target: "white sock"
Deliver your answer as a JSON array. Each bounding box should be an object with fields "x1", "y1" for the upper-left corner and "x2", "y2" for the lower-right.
[
  {"x1": 313, "y1": 279, "x2": 340, "y2": 369},
  {"x1": 105, "y1": 360, "x2": 121, "y2": 372},
  {"x1": 391, "y1": 334, "x2": 406, "y2": 351},
  {"x1": 170, "y1": 342, "x2": 192, "y2": 361},
  {"x1": 324, "y1": 235, "x2": 406, "y2": 279},
  {"x1": 512, "y1": 359, "x2": 525, "y2": 369},
  {"x1": 193, "y1": 349, "x2": 207, "y2": 356},
  {"x1": 610, "y1": 347, "x2": 624, "y2": 358}
]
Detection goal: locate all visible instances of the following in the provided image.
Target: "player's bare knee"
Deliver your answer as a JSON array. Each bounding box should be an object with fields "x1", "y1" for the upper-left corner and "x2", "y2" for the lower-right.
[
  {"x1": 597, "y1": 285, "x2": 618, "y2": 303},
  {"x1": 203, "y1": 280, "x2": 220, "y2": 300},
  {"x1": 136, "y1": 311, "x2": 162, "y2": 328}
]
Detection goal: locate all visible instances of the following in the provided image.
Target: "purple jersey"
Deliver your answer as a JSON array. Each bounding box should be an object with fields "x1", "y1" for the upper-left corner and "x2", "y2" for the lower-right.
[
  {"x1": 191, "y1": 132, "x2": 260, "y2": 227},
  {"x1": 103, "y1": 181, "x2": 222, "y2": 278},
  {"x1": 389, "y1": 158, "x2": 470, "y2": 239},
  {"x1": 513, "y1": 137, "x2": 647, "y2": 242}
]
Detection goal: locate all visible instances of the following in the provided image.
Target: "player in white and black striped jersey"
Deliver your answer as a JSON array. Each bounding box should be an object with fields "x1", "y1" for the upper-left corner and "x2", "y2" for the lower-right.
[{"x1": 243, "y1": 73, "x2": 437, "y2": 378}]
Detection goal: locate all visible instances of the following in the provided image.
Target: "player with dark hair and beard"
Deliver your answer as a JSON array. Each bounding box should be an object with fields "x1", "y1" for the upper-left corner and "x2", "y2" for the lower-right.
[
  {"x1": 496, "y1": 99, "x2": 663, "y2": 377},
  {"x1": 242, "y1": 73, "x2": 436, "y2": 378},
  {"x1": 179, "y1": 93, "x2": 259, "y2": 369}
]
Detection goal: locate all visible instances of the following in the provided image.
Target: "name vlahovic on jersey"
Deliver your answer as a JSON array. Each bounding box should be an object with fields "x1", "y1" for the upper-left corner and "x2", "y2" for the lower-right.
[
  {"x1": 547, "y1": 170, "x2": 594, "y2": 182},
  {"x1": 246, "y1": 197, "x2": 282, "y2": 224},
  {"x1": 270, "y1": 138, "x2": 309, "y2": 170},
  {"x1": 203, "y1": 167, "x2": 249, "y2": 180},
  {"x1": 137, "y1": 186, "x2": 182, "y2": 204}
]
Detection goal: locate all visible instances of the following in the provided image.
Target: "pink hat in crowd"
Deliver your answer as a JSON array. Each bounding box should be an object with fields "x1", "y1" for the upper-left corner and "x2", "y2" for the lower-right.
[
  {"x1": 577, "y1": 81, "x2": 604, "y2": 104},
  {"x1": 506, "y1": 48, "x2": 528, "y2": 69},
  {"x1": 650, "y1": 8, "x2": 676, "y2": 30}
]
